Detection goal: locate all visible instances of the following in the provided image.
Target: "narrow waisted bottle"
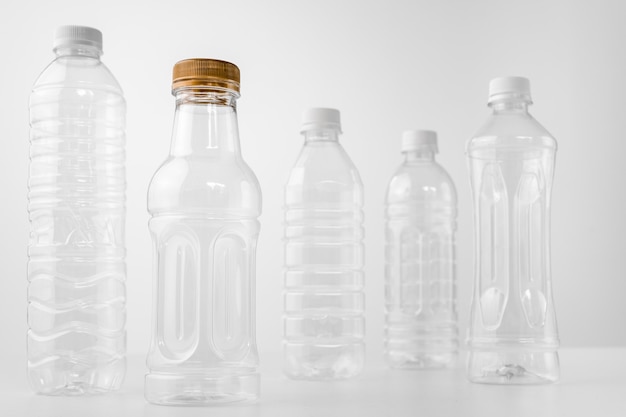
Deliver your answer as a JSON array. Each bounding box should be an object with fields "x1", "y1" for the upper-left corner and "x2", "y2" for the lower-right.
[
  {"x1": 283, "y1": 108, "x2": 365, "y2": 380},
  {"x1": 145, "y1": 59, "x2": 261, "y2": 405},
  {"x1": 28, "y1": 25, "x2": 126, "y2": 395},
  {"x1": 466, "y1": 76, "x2": 559, "y2": 384},
  {"x1": 385, "y1": 130, "x2": 458, "y2": 369}
]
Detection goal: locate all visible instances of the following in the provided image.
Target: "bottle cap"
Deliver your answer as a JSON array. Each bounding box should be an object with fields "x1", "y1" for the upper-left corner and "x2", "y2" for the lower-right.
[
  {"x1": 401, "y1": 130, "x2": 438, "y2": 153},
  {"x1": 172, "y1": 59, "x2": 240, "y2": 93},
  {"x1": 53, "y1": 25, "x2": 103, "y2": 53},
  {"x1": 488, "y1": 76, "x2": 532, "y2": 104},
  {"x1": 300, "y1": 108, "x2": 342, "y2": 133}
]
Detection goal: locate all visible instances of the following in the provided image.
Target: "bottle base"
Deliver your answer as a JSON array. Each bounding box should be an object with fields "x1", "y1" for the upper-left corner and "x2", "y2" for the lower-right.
[
  {"x1": 467, "y1": 350, "x2": 559, "y2": 384},
  {"x1": 28, "y1": 356, "x2": 126, "y2": 395},
  {"x1": 386, "y1": 350, "x2": 457, "y2": 370},
  {"x1": 283, "y1": 342, "x2": 364, "y2": 380},
  {"x1": 145, "y1": 371, "x2": 259, "y2": 406}
]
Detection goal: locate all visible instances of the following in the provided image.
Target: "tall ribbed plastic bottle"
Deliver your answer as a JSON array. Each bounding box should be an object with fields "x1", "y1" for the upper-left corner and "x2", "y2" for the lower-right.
[
  {"x1": 466, "y1": 76, "x2": 559, "y2": 384},
  {"x1": 145, "y1": 59, "x2": 261, "y2": 405},
  {"x1": 384, "y1": 130, "x2": 458, "y2": 369},
  {"x1": 283, "y1": 108, "x2": 365, "y2": 380},
  {"x1": 27, "y1": 26, "x2": 126, "y2": 395}
]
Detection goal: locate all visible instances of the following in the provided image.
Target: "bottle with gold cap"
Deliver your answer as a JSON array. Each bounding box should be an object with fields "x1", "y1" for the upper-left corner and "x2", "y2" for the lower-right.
[{"x1": 145, "y1": 58, "x2": 261, "y2": 405}]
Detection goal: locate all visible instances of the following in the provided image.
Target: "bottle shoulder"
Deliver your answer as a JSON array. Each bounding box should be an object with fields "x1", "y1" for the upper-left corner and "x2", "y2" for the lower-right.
[
  {"x1": 286, "y1": 141, "x2": 363, "y2": 188},
  {"x1": 32, "y1": 55, "x2": 124, "y2": 96},
  {"x1": 148, "y1": 156, "x2": 262, "y2": 216},
  {"x1": 386, "y1": 162, "x2": 457, "y2": 205},
  {"x1": 285, "y1": 142, "x2": 363, "y2": 208},
  {"x1": 467, "y1": 112, "x2": 557, "y2": 153}
]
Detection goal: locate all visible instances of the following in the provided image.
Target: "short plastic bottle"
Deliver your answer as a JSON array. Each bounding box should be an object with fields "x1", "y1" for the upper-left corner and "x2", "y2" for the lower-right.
[
  {"x1": 466, "y1": 76, "x2": 559, "y2": 384},
  {"x1": 283, "y1": 108, "x2": 365, "y2": 380},
  {"x1": 145, "y1": 59, "x2": 261, "y2": 405},
  {"x1": 384, "y1": 130, "x2": 458, "y2": 369},
  {"x1": 27, "y1": 25, "x2": 126, "y2": 395}
]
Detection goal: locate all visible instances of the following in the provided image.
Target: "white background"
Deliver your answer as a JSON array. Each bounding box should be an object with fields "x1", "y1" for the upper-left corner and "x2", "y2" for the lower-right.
[{"x1": 1, "y1": 0, "x2": 625, "y2": 386}]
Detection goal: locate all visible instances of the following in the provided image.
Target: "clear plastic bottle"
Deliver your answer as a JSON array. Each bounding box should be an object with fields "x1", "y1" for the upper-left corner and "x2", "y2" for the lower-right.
[
  {"x1": 384, "y1": 130, "x2": 458, "y2": 369},
  {"x1": 283, "y1": 108, "x2": 365, "y2": 380},
  {"x1": 466, "y1": 76, "x2": 559, "y2": 384},
  {"x1": 145, "y1": 59, "x2": 261, "y2": 405},
  {"x1": 27, "y1": 25, "x2": 126, "y2": 395}
]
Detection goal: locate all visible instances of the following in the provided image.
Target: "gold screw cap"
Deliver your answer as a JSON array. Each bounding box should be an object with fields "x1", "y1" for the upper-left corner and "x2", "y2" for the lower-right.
[{"x1": 172, "y1": 59, "x2": 240, "y2": 92}]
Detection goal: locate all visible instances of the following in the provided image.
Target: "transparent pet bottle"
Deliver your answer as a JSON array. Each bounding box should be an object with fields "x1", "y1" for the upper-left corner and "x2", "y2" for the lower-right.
[
  {"x1": 466, "y1": 76, "x2": 559, "y2": 384},
  {"x1": 385, "y1": 130, "x2": 458, "y2": 369},
  {"x1": 283, "y1": 108, "x2": 365, "y2": 380},
  {"x1": 28, "y1": 25, "x2": 126, "y2": 395},
  {"x1": 145, "y1": 59, "x2": 261, "y2": 405}
]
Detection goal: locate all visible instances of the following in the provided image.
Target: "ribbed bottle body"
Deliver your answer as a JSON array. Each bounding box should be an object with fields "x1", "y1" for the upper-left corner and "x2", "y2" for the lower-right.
[
  {"x1": 385, "y1": 160, "x2": 458, "y2": 369},
  {"x1": 467, "y1": 106, "x2": 559, "y2": 384},
  {"x1": 27, "y1": 54, "x2": 126, "y2": 395},
  {"x1": 283, "y1": 139, "x2": 365, "y2": 380}
]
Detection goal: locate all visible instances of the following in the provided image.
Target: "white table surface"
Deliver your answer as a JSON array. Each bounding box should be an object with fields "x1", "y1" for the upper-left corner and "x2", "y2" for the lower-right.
[{"x1": 1, "y1": 348, "x2": 624, "y2": 417}]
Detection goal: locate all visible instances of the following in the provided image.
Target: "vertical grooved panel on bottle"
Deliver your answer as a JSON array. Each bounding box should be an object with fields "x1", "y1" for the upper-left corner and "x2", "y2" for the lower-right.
[
  {"x1": 212, "y1": 230, "x2": 250, "y2": 361},
  {"x1": 478, "y1": 163, "x2": 509, "y2": 330},
  {"x1": 517, "y1": 164, "x2": 548, "y2": 328},
  {"x1": 150, "y1": 220, "x2": 258, "y2": 371},
  {"x1": 158, "y1": 227, "x2": 198, "y2": 361}
]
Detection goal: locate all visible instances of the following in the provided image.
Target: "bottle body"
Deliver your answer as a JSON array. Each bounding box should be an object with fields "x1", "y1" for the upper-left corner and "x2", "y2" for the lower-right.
[
  {"x1": 466, "y1": 99, "x2": 559, "y2": 384},
  {"x1": 283, "y1": 127, "x2": 365, "y2": 380},
  {"x1": 145, "y1": 88, "x2": 261, "y2": 405},
  {"x1": 27, "y1": 46, "x2": 126, "y2": 394},
  {"x1": 385, "y1": 150, "x2": 458, "y2": 369}
]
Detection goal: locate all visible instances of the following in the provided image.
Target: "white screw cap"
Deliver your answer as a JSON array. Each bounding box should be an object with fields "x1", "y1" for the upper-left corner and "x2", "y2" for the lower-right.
[
  {"x1": 402, "y1": 130, "x2": 438, "y2": 153},
  {"x1": 53, "y1": 25, "x2": 103, "y2": 53},
  {"x1": 300, "y1": 107, "x2": 342, "y2": 133},
  {"x1": 488, "y1": 76, "x2": 531, "y2": 104}
]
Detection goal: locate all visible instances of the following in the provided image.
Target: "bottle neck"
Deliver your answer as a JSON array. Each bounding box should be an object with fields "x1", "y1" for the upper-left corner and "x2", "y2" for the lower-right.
[
  {"x1": 170, "y1": 89, "x2": 241, "y2": 157},
  {"x1": 404, "y1": 148, "x2": 436, "y2": 162},
  {"x1": 302, "y1": 128, "x2": 340, "y2": 143},
  {"x1": 54, "y1": 45, "x2": 102, "y2": 59},
  {"x1": 489, "y1": 98, "x2": 530, "y2": 114}
]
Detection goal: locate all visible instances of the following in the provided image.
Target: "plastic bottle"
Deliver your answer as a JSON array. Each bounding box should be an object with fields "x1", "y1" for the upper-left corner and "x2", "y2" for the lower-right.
[
  {"x1": 283, "y1": 108, "x2": 365, "y2": 380},
  {"x1": 145, "y1": 59, "x2": 261, "y2": 405},
  {"x1": 384, "y1": 130, "x2": 458, "y2": 369},
  {"x1": 466, "y1": 76, "x2": 559, "y2": 384},
  {"x1": 27, "y1": 25, "x2": 126, "y2": 395}
]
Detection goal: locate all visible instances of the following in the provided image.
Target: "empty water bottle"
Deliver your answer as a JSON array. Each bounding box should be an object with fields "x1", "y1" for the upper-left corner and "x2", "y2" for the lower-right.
[
  {"x1": 283, "y1": 108, "x2": 365, "y2": 380},
  {"x1": 145, "y1": 59, "x2": 261, "y2": 405},
  {"x1": 385, "y1": 130, "x2": 458, "y2": 369},
  {"x1": 466, "y1": 76, "x2": 559, "y2": 384},
  {"x1": 28, "y1": 25, "x2": 126, "y2": 395}
]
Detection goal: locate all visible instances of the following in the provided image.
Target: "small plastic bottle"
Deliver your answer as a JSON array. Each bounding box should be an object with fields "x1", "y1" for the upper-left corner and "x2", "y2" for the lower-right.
[
  {"x1": 283, "y1": 108, "x2": 365, "y2": 380},
  {"x1": 466, "y1": 76, "x2": 559, "y2": 384},
  {"x1": 28, "y1": 25, "x2": 126, "y2": 395},
  {"x1": 384, "y1": 130, "x2": 458, "y2": 369},
  {"x1": 145, "y1": 59, "x2": 261, "y2": 405}
]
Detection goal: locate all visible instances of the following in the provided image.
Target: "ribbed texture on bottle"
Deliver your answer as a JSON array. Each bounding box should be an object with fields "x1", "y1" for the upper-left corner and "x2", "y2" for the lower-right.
[
  {"x1": 27, "y1": 66, "x2": 126, "y2": 395},
  {"x1": 283, "y1": 203, "x2": 365, "y2": 379},
  {"x1": 384, "y1": 200, "x2": 458, "y2": 369}
]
